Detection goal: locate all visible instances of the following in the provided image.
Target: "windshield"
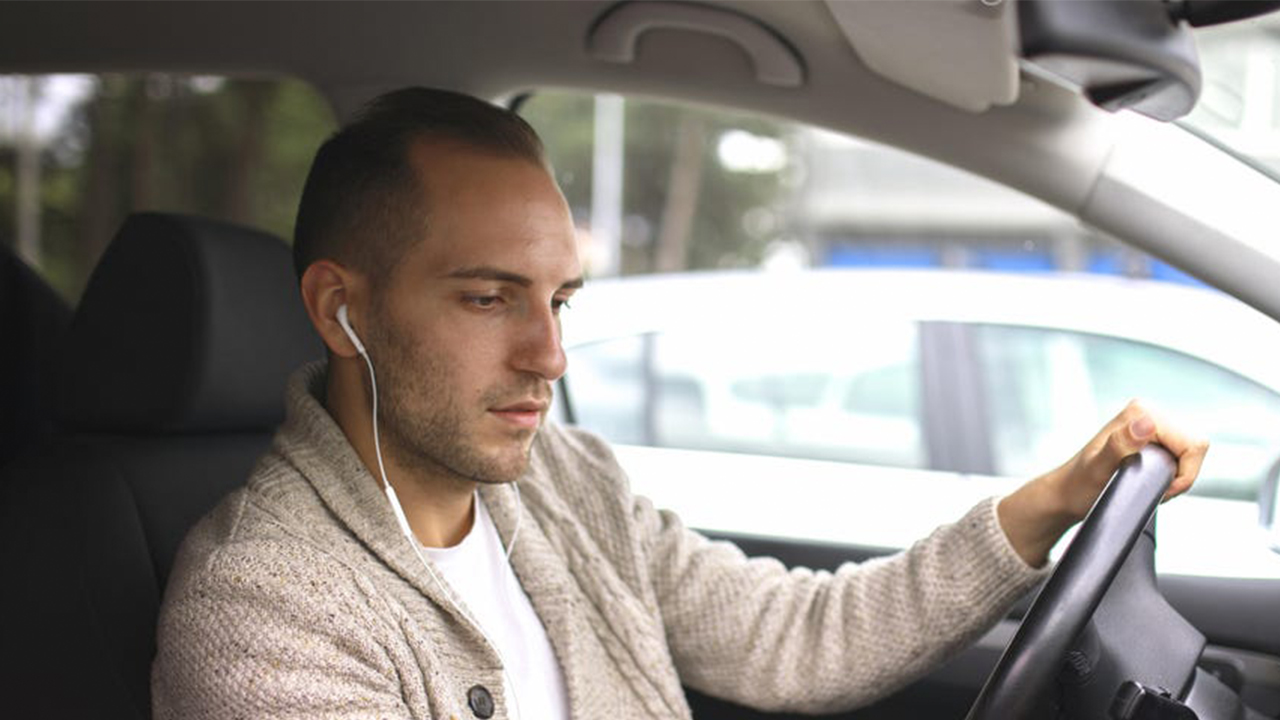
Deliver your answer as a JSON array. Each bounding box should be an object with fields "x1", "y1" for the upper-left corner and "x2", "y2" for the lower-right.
[{"x1": 1184, "y1": 13, "x2": 1280, "y2": 176}]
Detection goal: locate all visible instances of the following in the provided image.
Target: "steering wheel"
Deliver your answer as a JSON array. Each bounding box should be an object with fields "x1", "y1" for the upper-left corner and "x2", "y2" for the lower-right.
[{"x1": 965, "y1": 444, "x2": 1178, "y2": 720}]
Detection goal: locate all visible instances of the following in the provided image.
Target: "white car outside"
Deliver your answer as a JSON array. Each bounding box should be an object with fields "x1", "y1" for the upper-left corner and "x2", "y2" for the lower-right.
[{"x1": 556, "y1": 268, "x2": 1280, "y2": 579}]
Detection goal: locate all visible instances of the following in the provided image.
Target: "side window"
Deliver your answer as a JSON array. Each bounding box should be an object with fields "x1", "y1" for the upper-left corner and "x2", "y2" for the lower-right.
[
  {"x1": 978, "y1": 325, "x2": 1280, "y2": 501},
  {"x1": 565, "y1": 320, "x2": 925, "y2": 468},
  {"x1": 843, "y1": 363, "x2": 916, "y2": 418},
  {"x1": 978, "y1": 327, "x2": 1099, "y2": 479},
  {"x1": 0, "y1": 74, "x2": 335, "y2": 302},
  {"x1": 564, "y1": 335, "x2": 649, "y2": 445},
  {"x1": 524, "y1": 90, "x2": 1280, "y2": 579}
]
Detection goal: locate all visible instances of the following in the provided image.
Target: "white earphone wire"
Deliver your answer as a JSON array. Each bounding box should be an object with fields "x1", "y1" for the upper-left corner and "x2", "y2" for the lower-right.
[{"x1": 347, "y1": 314, "x2": 524, "y2": 719}]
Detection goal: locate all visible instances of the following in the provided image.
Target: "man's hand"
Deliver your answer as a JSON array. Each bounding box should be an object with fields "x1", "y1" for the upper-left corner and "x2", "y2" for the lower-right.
[{"x1": 996, "y1": 400, "x2": 1210, "y2": 567}]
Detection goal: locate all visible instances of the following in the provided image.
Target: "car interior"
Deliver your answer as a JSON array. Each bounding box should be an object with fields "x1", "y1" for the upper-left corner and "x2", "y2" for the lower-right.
[
  {"x1": 0, "y1": 213, "x2": 322, "y2": 716},
  {"x1": 0, "y1": 239, "x2": 70, "y2": 468},
  {"x1": 1, "y1": 1, "x2": 1279, "y2": 719}
]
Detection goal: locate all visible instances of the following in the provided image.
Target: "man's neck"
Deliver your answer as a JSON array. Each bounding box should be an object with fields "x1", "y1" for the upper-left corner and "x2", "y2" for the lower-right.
[
  {"x1": 384, "y1": 465, "x2": 477, "y2": 548},
  {"x1": 326, "y1": 358, "x2": 478, "y2": 548}
]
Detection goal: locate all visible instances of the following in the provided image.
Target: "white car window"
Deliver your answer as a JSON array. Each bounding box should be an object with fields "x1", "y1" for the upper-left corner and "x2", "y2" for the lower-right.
[
  {"x1": 978, "y1": 325, "x2": 1280, "y2": 502},
  {"x1": 568, "y1": 319, "x2": 924, "y2": 468}
]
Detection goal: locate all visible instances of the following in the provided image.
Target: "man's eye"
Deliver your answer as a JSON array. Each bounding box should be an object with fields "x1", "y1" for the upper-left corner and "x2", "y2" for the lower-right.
[
  {"x1": 466, "y1": 295, "x2": 502, "y2": 309},
  {"x1": 552, "y1": 297, "x2": 572, "y2": 313}
]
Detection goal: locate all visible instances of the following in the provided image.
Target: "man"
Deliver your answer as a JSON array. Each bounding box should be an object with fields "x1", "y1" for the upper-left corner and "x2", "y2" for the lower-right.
[{"x1": 152, "y1": 88, "x2": 1208, "y2": 719}]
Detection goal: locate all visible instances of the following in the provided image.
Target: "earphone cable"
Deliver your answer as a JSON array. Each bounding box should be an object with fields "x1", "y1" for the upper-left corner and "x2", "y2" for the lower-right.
[{"x1": 354, "y1": 341, "x2": 524, "y2": 720}]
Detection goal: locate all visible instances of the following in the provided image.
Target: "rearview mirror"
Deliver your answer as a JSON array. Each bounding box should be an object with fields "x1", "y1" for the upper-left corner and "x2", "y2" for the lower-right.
[{"x1": 1261, "y1": 458, "x2": 1280, "y2": 553}]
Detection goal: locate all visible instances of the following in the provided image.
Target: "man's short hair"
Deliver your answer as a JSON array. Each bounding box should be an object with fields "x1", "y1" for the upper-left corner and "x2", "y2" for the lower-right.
[{"x1": 292, "y1": 87, "x2": 547, "y2": 283}]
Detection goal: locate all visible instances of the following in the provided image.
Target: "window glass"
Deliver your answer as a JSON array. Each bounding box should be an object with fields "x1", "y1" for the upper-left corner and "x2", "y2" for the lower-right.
[
  {"x1": 521, "y1": 93, "x2": 788, "y2": 276},
  {"x1": 566, "y1": 320, "x2": 924, "y2": 468},
  {"x1": 522, "y1": 91, "x2": 1204, "y2": 283},
  {"x1": 978, "y1": 325, "x2": 1280, "y2": 501},
  {"x1": 0, "y1": 74, "x2": 335, "y2": 302},
  {"x1": 1183, "y1": 13, "x2": 1280, "y2": 175},
  {"x1": 524, "y1": 90, "x2": 1280, "y2": 579}
]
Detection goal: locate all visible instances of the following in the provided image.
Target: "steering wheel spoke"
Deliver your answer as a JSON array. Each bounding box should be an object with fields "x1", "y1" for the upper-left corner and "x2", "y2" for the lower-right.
[{"x1": 967, "y1": 445, "x2": 1184, "y2": 719}]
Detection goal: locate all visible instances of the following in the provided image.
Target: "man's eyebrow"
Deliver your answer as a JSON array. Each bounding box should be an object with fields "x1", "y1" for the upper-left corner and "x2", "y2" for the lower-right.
[
  {"x1": 446, "y1": 266, "x2": 533, "y2": 287},
  {"x1": 446, "y1": 266, "x2": 585, "y2": 290}
]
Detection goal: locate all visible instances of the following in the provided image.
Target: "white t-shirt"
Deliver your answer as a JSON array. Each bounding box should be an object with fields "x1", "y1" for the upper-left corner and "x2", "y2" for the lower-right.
[{"x1": 423, "y1": 495, "x2": 569, "y2": 720}]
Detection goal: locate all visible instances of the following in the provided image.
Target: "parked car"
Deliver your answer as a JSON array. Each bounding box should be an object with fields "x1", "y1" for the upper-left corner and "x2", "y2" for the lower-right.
[{"x1": 555, "y1": 268, "x2": 1280, "y2": 579}]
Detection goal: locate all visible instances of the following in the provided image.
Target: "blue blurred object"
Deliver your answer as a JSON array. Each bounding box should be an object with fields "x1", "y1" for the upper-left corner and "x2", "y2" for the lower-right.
[
  {"x1": 826, "y1": 245, "x2": 939, "y2": 267},
  {"x1": 972, "y1": 249, "x2": 1055, "y2": 272}
]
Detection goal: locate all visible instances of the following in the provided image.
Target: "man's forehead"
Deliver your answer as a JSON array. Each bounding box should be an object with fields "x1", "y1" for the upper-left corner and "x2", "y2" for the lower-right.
[
  {"x1": 409, "y1": 214, "x2": 582, "y2": 287},
  {"x1": 397, "y1": 137, "x2": 577, "y2": 281},
  {"x1": 409, "y1": 142, "x2": 563, "y2": 221},
  {"x1": 443, "y1": 265, "x2": 585, "y2": 290}
]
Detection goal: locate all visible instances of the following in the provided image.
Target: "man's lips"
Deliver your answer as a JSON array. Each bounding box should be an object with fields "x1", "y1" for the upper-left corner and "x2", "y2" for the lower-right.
[{"x1": 489, "y1": 401, "x2": 548, "y2": 429}]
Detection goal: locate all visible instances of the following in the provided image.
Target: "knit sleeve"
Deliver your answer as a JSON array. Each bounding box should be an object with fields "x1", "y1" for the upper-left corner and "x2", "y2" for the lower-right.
[
  {"x1": 152, "y1": 512, "x2": 420, "y2": 720},
  {"x1": 638, "y1": 492, "x2": 1048, "y2": 714}
]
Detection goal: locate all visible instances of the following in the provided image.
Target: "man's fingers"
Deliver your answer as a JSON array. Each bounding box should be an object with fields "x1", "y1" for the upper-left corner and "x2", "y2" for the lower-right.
[
  {"x1": 1093, "y1": 400, "x2": 1208, "y2": 501},
  {"x1": 1118, "y1": 400, "x2": 1208, "y2": 500},
  {"x1": 1154, "y1": 422, "x2": 1210, "y2": 500},
  {"x1": 1098, "y1": 401, "x2": 1156, "y2": 468},
  {"x1": 1054, "y1": 399, "x2": 1208, "y2": 525}
]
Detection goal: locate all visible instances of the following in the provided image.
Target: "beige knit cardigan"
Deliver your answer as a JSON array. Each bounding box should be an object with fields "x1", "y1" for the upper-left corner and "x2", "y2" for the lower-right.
[{"x1": 152, "y1": 362, "x2": 1046, "y2": 719}]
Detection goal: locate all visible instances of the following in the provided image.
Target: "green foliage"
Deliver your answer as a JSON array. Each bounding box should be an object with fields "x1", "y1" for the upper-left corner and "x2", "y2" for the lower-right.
[
  {"x1": 5, "y1": 82, "x2": 786, "y2": 298},
  {"x1": 522, "y1": 92, "x2": 596, "y2": 214},
  {"x1": 0, "y1": 73, "x2": 335, "y2": 301},
  {"x1": 521, "y1": 91, "x2": 786, "y2": 276},
  {"x1": 258, "y1": 80, "x2": 337, "y2": 238}
]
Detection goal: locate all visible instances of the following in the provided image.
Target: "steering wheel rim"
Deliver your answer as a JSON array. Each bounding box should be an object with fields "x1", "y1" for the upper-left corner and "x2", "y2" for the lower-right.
[{"x1": 965, "y1": 444, "x2": 1178, "y2": 720}]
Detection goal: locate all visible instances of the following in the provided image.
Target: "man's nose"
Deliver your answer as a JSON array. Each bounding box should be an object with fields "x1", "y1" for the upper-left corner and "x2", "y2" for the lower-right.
[{"x1": 513, "y1": 304, "x2": 567, "y2": 381}]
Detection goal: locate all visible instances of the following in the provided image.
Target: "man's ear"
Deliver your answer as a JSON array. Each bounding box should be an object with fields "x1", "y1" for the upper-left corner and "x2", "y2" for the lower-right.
[{"x1": 299, "y1": 260, "x2": 364, "y2": 358}]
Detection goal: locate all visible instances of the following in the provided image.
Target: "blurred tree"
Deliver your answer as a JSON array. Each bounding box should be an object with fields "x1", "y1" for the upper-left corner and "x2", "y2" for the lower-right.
[
  {"x1": 0, "y1": 73, "x2": 334, "y2": 302},
  {"x1": 521, "y1": 92, "x2": 787, "y2": 277}
]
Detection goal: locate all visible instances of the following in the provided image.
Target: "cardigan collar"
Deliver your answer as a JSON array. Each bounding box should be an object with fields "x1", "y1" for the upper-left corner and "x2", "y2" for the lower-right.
[{"x1": 271, "y1": 361, "x2": 592, "y2": 711}]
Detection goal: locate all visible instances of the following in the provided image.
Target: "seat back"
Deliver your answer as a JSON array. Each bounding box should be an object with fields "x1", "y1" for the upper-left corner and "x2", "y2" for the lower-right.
[
  {"x1": 0, "y1": 213, "x2": 323, "y2": 719},
  {"x1": 0, "y1": 242, "x2": 72, "y2": 468}
]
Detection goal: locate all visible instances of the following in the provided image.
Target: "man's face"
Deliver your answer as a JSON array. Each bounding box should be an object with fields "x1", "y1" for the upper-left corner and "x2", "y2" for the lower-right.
[{"x1": 362, "y1": 141, "x2": 583, "y2": 485}]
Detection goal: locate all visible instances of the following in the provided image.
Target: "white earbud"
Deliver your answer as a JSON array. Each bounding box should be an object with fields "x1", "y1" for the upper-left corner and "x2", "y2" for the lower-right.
[{"x1": 336, "y1": 304, "x2": 367, "y2": 356}]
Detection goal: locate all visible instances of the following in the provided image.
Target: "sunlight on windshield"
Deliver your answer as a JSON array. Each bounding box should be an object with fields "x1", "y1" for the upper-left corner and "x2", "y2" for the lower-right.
[{"x1": 1185, "y1": 14, "x2": 1280, "y2": 176}]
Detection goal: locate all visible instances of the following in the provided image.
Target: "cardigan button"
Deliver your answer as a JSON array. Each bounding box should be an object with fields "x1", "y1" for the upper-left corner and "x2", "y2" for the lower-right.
[{"x1": 467, "y1": 685, "x2": 495, "y2": 719}]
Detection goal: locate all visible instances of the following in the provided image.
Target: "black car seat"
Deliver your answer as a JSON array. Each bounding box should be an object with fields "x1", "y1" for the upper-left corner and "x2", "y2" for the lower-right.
[
  {"x1": 0, "y1": 241, "x2": 72, "y2": 468},
  {"x1": 0, "y1": 212, "x2": 323, "y2": 719}
]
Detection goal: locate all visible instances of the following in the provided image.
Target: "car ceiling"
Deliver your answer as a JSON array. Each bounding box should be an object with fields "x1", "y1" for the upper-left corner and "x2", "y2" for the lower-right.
[
  {"x1": 0, "y1": 1, "x2": 1110, "y2": 203},
  {"x1": 7, "y1": 0, "x2": 1280, "y2": 322}
]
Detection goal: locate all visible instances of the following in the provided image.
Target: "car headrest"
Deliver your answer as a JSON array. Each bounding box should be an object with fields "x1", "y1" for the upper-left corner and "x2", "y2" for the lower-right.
[
  {"x1": 0, "y1": 241, "x2": 73, "y2": 464},
  {"x1": 56, "y1": 213, "x2": 324, "y2": 434}
]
